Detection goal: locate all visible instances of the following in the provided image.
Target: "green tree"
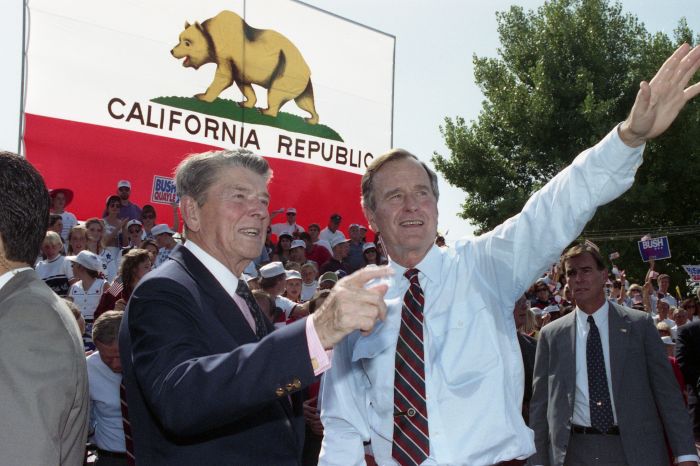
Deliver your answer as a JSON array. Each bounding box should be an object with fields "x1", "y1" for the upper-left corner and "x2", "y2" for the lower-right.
[{"x1": 433, "y1": 0, "x2": 699, "y2": 291}]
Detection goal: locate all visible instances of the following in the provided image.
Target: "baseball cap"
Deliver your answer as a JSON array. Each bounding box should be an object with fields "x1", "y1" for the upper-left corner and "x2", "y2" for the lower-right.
[
  {"x1": 260, "y1": 261, "x2": 286, "y2": 278},
  {"x1": 362, "y1": 242, "x2": 377, "y2": 252},
  {"x1": 330, "y1": 213, "x2": 342, "y2": 222},
  {"x1": 330, "y1": 235, "x2": 350, "y2": 249},
  {"x1": 286, "y1": 208, "x2": 297, "y2": 214},
  {"x1": 66, "y1": 250, "x2": 103, "y2": 272},
  {"x1": 151, "y1": 224, "x2": 174, "y2": 236},
  {"x1": 126, "y1": 219, "x2": 143, "y2": 229},
  {"x1": 117, "y1": 180, "x2": 131, "y2": 189},
  {"x1": 319, "y1": 271, "x2": 338, "y2": 285},
  {"x1": 286, "y1": 270, "x2": 302, "y2": 281},
  {"x1": 290, "y1": 240, "x2": 306, "y2": 249}
]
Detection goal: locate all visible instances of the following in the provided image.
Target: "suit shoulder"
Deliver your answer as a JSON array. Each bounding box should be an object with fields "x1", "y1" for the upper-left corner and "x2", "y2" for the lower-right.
[
  {"x1": 612, "y1": 303, "x2": 652, "y2": 322},
  {"x1": 539, "y1": 312, "x2": 575, "y2": 338}
]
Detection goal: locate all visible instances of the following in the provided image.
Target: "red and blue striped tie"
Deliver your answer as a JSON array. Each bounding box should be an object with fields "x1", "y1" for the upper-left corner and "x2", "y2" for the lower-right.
[{"x1": 392, "y1": 268, "x2": 429, "y2": 465}]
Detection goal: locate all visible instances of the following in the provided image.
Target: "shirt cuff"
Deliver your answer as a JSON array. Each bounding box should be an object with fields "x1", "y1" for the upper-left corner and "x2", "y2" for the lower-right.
[
  {"x1": 676, "y1": 454, "x2": 699, "y2": 463},
  {"x1": 306, "y1": 316, "x2": 333, "y2": 376}
]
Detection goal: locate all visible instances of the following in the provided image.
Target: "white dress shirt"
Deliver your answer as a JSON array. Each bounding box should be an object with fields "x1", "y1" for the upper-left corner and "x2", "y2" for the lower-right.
[
  {"x1": 87, "y1": 352, "x2": 125, "y2": 452},
  {"x1": 319, "y1": 127, "x2": 644, "y2": 465},
  {"x1": 572, "y1": 304, "x2": 618, "y2": 426}
]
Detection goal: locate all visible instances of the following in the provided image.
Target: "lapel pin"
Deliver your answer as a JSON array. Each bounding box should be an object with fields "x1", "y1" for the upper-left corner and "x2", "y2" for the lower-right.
[{"x1": 620, "y1": 328, "x2": 627, "y2": 333}]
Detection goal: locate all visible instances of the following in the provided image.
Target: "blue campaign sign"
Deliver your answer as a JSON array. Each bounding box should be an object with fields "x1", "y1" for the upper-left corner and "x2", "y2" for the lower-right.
[
  {"x1": 637, "y1": 236, "x2": 671, "y2": 262},
  {"x1": 150, "y1": 176, "x2": 179, "y2": 205}
]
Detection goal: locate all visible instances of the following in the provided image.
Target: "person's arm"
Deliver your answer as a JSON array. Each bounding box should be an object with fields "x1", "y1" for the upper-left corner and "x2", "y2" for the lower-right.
[
  {"x1": 642, "y1": 314, "x2": 698, "y2": 460},
  {"x1": 643, "y1": 280, "x2": 654, "y2": 313},
  {"x1": 0, "y1": 293, "x2": 87, "y2": 466},
  {"x1": 676, "y1": 325, "x2": 700, "y2": 392}
]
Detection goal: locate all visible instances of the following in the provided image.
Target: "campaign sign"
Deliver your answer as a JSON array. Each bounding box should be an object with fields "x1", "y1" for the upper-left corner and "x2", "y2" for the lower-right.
[
  {"x1": 637, "y1": 236, "x2": 671, "y2": 262},
  {"x1": 683, "y1": 265, "x2": 700, "y2": 283},
  {"x1": 151, "y1": 176, "x2": 179, "y2": 205}
]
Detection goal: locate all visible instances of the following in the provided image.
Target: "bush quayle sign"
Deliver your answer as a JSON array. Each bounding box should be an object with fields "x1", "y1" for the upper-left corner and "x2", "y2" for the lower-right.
[
  {"x1": 682, "y1": 265, "x2": 700, "y2": 283},
  {"x1": 151, "y1": 176, "x2": 179, "y2": 205},
  {"x1": 637, "y1": 236, "x2": 672, "y2": 262}
]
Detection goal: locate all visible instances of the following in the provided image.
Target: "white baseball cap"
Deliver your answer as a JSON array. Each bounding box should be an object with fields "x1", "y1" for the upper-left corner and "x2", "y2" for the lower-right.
[
  {"x1": 151, "y1": 224, "x2": 174, "y2": 236},
  {"x1": 117, "y1": 180, "x2": 131, "y2": 189},
  {"x1": 260, "y1": 261, "x2": 285, "y2": 278},
  {"x1": 66, "y1": 250, "x2": 103, "y2": 272},
  {"x1": 290, "y1": 240, "x2": 306, "y2": 249},
  {"x1": 362, "y1": 242, "x2": 377, "y2": 252},
  {"x1": 330, "y1": 235, "x2": 350, "y2": 249},
  {"x1": 286, "y1": 270, "x2": 302, "y2": 281}
]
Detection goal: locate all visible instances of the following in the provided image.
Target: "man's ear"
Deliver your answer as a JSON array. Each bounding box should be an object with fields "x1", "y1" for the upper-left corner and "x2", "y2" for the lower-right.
[
  {"x1": 180, "y1": 196, "x2": 201, "y2": 233},
  {"x1": 362, "y1": 205, "x2": 377, "y2": 233}
]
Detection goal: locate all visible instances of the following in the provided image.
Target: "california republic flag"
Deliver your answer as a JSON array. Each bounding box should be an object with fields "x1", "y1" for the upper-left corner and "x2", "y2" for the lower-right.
[{"x1": 23, "y1": 0, "x2": 394, "y2": 227}]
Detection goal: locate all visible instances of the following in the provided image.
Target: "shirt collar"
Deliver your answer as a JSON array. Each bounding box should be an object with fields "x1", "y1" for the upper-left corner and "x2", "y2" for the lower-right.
[
  {"x1": 183, "y1": 240, "x2": 240, "y2": 299},
  {"x1": 0, "y1": 267, "x2": 32, "y2": 292},
  {"x1": 388, "y1": 244, "x2": 442, "y2": 286},
  {"x1": 575, "y1": 301, "x2": 609, "y2": 328}
]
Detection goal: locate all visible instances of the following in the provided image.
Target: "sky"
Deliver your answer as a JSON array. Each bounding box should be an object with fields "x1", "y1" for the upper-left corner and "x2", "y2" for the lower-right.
[{"x1": 1, "y1": 0, "x2": 698, "y2": 241}]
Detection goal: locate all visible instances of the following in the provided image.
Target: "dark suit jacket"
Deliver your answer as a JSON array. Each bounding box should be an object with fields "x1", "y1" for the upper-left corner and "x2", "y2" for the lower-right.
[
  {"x1": 518, "y1": 332, "x2": 537, "y2": 425},
  {"x1": 676, "y1": 320, "x2": 700, "y2": 391},
  {"x1": 529, "y1": 302, "x2": 695, "y2": 466},
  {"x1": 119, "y1": 245, "x2": 316, "y2": 465}
]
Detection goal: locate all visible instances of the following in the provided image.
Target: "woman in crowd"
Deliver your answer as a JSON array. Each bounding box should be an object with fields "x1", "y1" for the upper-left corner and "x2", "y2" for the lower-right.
[
  {"x1": 284, "y1": 269, "x2": 303, "y2": 303},
  {"x1": 141, "y1": 239, "x2": 159, "y2": 264},
  {"x1": 67, "y1": 250, "x2": 109, "y2": 350},
  {"x1": 123, "y1": 219, "x2": 145, "y2": 253},
  {"x1": 48, "y1": 214, "x2": 64, "y2": 239},
  {"x1": 49, "y1": 188, "x2": 78, "y2": 242},
  {"x1": 141, "y1": 203, "x2": 180, "y2": 240},
  {"x1": 67, "y1": 224, "x2": 88, "y2": 255},
  {"x1": 95, "y1": 248, "x2": 152, "y2": 318},
  {"x1": 102, "y1": 195, "x2": 126, "y2": 248},
  {"x1": 85, "y1": 217, "x2": 120, "y2": 282},
  {"x1": 35, "y1": 231, "x2": 72, "y2": 296},
  {"x1": 300, "y1": 261, "x2": 319, "y2": 302},
  {"x1": 362, "y1": 242, "x2": 382, "y2": 266},
  {"x1": 680, "y1": 297, "x2": 700, "y2": 322},
  {"x1": 271, "y1": 233, "x2": 293, "y2": 264}
]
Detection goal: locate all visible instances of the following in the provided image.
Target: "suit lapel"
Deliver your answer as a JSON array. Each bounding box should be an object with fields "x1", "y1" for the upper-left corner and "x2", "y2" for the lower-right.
[
  {"x1": 608, "y1": 302, "x2": 630, "y2": 403},
  {"x1": 564, "y1": 312, "x2": 577, "y2": 398},
  {"x1": 169, "y1": 245, "x2": 258, "y2": 344}
]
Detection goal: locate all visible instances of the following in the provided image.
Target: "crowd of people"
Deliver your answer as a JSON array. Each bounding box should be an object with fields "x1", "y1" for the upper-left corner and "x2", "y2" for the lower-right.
[{"x1": 2, "y1": 43, "x2": 700, "y2": 466}]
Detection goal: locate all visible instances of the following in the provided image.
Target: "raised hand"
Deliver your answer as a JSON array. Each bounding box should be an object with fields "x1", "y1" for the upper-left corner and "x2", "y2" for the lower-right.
[
  {"x1": 619, "y1": 43, "x2": 700, "y2": 147},
  {"x1": 312, "y1": 266, "x2": 393, "y2": 349}
]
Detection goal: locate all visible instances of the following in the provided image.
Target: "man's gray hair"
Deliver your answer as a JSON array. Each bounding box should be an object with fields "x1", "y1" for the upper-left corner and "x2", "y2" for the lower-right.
[
  {"x1": 175, "y1": 148, "x2": 272, "y2": 206},
  {"x1": 360, "y1": 148, "x2": 439, "y2": 212}
]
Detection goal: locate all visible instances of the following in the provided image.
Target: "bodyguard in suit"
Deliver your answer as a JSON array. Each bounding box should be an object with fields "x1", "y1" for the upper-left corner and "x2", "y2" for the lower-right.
[
  {"x1": 0, "y1": 151, "x2": 89, "y2": 465},
  {"x1": 676, "y1": 319, "x2": 700, "y2": 443},
  {"x1": 119, "y1": 149, "x2": 391, "y2": 465},
  {"x1": 529, "y1": 243, "x2": 697, "y2": 466}
]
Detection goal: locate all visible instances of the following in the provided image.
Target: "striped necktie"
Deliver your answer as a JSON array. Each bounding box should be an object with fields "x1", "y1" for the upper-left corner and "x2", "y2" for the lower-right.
[
  {"x1": 236, "y1": 279, "x2": 268, "y2": 339},
  {"x1": 392, "y1": 268, "x2": 430, "y2": 465},
  {"x1": 120, "y1": 381, "x2": 135, "y2": 465}
]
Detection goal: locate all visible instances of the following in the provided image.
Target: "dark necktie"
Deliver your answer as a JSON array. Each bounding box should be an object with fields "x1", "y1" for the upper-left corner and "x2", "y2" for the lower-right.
[
  {"x1": 120, "y1": 381, "x2": 135, "y2": 465},
  {"x1": 392, "y1": 268, "x2": 430, "y2": 465},
  {"x1": 586, "y1": 315, "x2": 614, "y2": 432},
  {"x1": 236, "y1": 280, "x2": 269, "y2": 339}
]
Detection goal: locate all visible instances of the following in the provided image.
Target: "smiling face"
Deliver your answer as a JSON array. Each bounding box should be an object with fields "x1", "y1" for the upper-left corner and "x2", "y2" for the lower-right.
[
  {"x1": 564, "y1": 252, "x2": 608, "y2": 313},
  {"x1": 363, "y1": 157, "x2": 438, "y2": 268},
  {"x1": 183, "y1": 166, "x2": 270, "y2": 276}
]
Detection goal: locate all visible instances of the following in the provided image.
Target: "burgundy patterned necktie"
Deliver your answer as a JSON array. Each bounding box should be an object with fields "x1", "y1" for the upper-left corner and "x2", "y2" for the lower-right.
[{"x1": 392, "y1": 268, "x2": 430, "y2": 465}]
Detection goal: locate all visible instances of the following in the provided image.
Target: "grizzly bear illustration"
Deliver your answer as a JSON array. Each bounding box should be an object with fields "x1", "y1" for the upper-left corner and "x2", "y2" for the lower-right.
[{"x1": 171, "y1": 10, "x2": 319, "y2": 125}]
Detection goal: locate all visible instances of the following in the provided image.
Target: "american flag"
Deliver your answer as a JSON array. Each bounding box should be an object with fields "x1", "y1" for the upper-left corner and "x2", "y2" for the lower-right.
[{"x1": 107, "y1": 276, "x2": 124, "y2": 296}]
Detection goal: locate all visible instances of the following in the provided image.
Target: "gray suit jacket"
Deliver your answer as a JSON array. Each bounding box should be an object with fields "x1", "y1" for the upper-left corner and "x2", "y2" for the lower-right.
[
  {"x1": 0, "y1": 269, "x2": 89, "y2": 466},
  {"x1": 529, "y1": 302, "x2": 695, "y2": 466}
]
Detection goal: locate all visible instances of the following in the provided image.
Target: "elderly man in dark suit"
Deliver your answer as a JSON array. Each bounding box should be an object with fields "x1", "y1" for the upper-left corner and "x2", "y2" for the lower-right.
[
  {"x1": 119, "y1": 149, "x2": 391, "y2": 465},
  {"x1": 0, "y1": 151, "x2": 89, "y2": 465},
  {"x1": 530, "y1": 243, "x2": 697, "y2": 466}
]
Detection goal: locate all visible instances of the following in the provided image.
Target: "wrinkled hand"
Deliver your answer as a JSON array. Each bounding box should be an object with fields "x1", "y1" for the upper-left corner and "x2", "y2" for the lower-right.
[
  {"x1": 303, "y1": 396, "x2": 324, "y2": 436},
  {"x1": 312, "y1": 266, "x2": 392, "y2": 349},
  {"x1": 619, "y1": 43, "x2": 700, "y2": 147}
]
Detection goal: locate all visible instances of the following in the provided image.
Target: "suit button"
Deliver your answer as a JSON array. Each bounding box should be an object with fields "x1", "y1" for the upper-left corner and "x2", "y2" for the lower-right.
[
  {"x1": 275, "y1": 387, "x2": 285, "y2": 397},
  {"x1": 292, "y1": 378, "x2": 301, "y2": 389}
]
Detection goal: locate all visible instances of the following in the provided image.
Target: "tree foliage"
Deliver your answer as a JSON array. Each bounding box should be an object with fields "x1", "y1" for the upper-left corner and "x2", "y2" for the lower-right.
[{"x1": 433, "y1": 0, "x2": 700, "y2": 289}]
